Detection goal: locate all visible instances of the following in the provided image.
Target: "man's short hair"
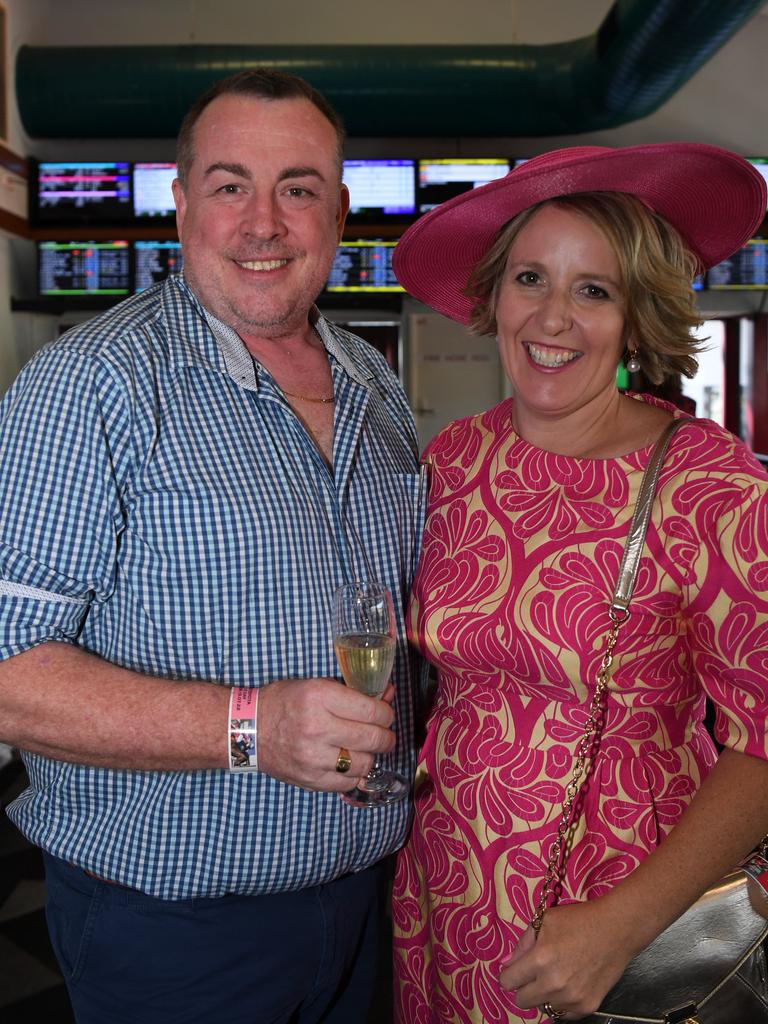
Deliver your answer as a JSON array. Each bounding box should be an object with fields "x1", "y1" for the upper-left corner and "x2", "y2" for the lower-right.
[{"x1": 176, "y1": 68, "x2": 346, "y2": 188}]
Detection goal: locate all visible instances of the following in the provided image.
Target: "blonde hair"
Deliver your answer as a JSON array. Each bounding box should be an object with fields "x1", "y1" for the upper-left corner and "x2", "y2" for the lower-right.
[{"x1": 465, "y1": 192, "x2": 703, "y2": 384}]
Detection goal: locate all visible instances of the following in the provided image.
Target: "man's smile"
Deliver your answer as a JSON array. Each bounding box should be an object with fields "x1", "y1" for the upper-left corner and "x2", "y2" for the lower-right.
[{"x1": 235, "y1": 258, "x2": 290, "y2": 272}]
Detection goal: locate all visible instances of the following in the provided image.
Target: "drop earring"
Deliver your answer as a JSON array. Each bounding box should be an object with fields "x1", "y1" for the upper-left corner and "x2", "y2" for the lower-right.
[{"x1": 626, "y1": 348, "x2": 641, "y2": 373}]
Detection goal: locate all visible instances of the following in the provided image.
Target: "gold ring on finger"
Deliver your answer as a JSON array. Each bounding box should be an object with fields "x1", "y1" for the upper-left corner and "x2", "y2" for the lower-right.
[
  {"x1": 542, "y1": 1004, "x2": 565, "y2": 1022},
  {"x1": 335, "y1": 747, "x2": 352, "y2": 773}
]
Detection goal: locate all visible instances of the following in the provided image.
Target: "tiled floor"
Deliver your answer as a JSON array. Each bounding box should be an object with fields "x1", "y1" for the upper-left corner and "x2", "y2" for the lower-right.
[{"x1": 0, "y1": 754, "x2": 392, "y2": 1023}]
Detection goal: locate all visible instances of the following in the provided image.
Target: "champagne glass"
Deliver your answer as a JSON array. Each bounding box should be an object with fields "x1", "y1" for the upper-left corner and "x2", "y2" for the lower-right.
[{"x1": 332, "y1": 580, "x2": 408, "y2": 807}]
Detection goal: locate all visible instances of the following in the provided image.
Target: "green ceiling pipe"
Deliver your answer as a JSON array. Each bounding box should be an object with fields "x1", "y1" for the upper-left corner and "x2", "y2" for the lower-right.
[{"x1": 16, "y1": 0, "x2": 764, "y2": 138}]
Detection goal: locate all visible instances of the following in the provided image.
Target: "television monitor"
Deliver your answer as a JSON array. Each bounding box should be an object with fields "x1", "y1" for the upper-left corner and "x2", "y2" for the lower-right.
[
  {"x1": 325, "y1": 240, "x2": 404, "y2": 293},
  {"x1": 707, "y1": 239, "x2": 768, "y2": 289},
  {"x1": 38, "y1": 241, "x2": 131, "y2": 297},
  {"x1": 33, "y1": 161, "x2": 131, "y2": 223},
  {"x1": 343, "y1": 160, "x2": 415, "y2": 218},
  {"x1": 747, "y1": 158, "x2": 768, "y2": 209},
  {"x1": 133, "y1": 240, "x2": 184, "y2": 292},
  {"x1": 417, "y1": 158, "x2": 510, "y2": 213},
  {"x1": 133, "y1": 162, "x2": 177, "y2": 220}
]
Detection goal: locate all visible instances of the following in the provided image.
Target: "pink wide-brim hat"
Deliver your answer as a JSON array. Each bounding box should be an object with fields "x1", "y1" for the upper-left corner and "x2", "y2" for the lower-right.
[{"x1": 393, "y1": 143, "x2": 767, "y2": 325}]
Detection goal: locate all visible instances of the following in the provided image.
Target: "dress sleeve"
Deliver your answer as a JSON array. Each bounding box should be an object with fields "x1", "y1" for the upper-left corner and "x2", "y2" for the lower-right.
[
  {"x1": 0, "y1": 345, "x2": 129, "y2": 659},
  {"x1": 686, "y1": 469, "x2": 768, "y2": 760}
]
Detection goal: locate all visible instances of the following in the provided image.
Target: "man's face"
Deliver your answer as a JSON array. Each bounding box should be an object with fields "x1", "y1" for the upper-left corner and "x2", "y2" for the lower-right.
[{"x1": 173, "y1": 93, "x2": 349, "y2": 339}]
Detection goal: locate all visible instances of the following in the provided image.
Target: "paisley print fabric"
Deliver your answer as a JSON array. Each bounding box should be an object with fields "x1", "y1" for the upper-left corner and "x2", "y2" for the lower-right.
[{"x1": 393, "y1": 395, "x2": 768, "y2": 1024}]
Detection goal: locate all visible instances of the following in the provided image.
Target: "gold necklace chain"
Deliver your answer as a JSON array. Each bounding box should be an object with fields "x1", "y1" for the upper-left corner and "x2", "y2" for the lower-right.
[{"x1": 280, "y1": 387, "x2": 335, "y2": 404}]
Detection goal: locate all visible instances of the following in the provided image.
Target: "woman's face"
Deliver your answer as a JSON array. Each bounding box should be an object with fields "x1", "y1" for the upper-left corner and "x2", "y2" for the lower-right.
[{"x1": 495, "y1": 203, "x2": 630, "y2": 424}]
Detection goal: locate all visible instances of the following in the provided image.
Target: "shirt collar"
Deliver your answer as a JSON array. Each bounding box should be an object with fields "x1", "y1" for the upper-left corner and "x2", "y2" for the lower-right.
[
  {"x1": 202, "y1": 307, "x2": 258, "y2": 391},
  {"x1": 161, "y1": 275, "x2": 228, "y2": 375},
  {"x1": 309, "y1": 307, "x2": 377, "y2": 390},
  {"x1": 165, "y1": 275, "x2": 380, "y2": 394}
]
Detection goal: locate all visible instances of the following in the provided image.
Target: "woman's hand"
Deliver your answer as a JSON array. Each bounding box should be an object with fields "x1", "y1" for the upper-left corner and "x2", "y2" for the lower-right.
[
  {"x1": 499, "y1": 898, "x2": 635, "y2": 1020},
  {"x1": 499, "y1": 751, "x2": 768, "y2": 1018}
]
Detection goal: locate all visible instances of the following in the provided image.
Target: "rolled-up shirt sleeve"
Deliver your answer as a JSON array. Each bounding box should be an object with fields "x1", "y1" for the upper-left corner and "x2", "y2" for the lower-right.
[{"x1": 0, "y1": 343, "x2": 128, "y2": 659}]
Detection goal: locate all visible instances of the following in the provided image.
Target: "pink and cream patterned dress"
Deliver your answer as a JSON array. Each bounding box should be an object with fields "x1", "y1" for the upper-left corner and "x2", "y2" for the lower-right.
[{"x1": 393, "y1": 395, "x2": 768, "y2": 1024}]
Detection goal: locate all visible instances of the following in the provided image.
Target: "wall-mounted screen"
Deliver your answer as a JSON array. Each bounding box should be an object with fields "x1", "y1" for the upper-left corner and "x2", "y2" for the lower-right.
[
  {"x1": 34, "y1": 161, "x2": 131, "y2": 223},
  {"x1": 343, "y1": 160, "x2": 415, "y2": 218},
  {"x1": 133, "y1": 162, "x2": 177, "y2": 219},
  {"x1": 417, "y1": 158, "x2": 510, "y2": 212},
  {"x1": 134, "y1": 240, "x2": 183, "y2": 292},
  {"x1": 38, "y1": 241, "x2": 130, "y2": 296},
  {"x1": 325, "y1": 240, "x2": 403, "y2": 292},
  {"x1": 747, "y1": 158, "x2": 768, "y2": 210},
  {"x1": 707, "y1": 239, "x2": 768, "y2": 289}
]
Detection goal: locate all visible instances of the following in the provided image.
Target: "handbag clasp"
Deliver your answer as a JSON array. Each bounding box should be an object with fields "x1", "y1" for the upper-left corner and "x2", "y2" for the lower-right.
[{"x1": 663, "y1": 1004, "x2": 700, "y2": 1024}]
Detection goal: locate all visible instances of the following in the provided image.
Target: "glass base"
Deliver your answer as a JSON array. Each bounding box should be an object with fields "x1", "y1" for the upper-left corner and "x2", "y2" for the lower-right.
[{"x1": 341, "y1": 769, "x2": 409, "y2": 808}]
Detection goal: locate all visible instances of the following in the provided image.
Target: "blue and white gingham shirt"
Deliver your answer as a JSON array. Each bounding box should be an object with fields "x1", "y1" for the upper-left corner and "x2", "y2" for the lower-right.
[{"x1": 0, "y1": 275, "x2": 426, "y2": 899}]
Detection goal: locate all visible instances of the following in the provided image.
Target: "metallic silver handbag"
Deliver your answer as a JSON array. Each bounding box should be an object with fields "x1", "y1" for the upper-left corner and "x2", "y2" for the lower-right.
[
  {"x1": 533, "y1": 419, "x2": 768, "y2": 1024},
  {"x1": 589, "y1": 865, "x2": 768, "y2": 1023}
]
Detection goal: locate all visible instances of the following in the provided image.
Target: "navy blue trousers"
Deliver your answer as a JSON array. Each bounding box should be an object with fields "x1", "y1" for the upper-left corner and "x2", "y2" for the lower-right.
[{"x1": 43, "y1": 852, "x2": 386, "y2": 1024}]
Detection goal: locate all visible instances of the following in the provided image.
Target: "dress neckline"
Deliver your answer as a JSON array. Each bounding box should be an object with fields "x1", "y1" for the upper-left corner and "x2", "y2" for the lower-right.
[{"x1": 503, "y1": 392, "x2": 684, "y2": 466}]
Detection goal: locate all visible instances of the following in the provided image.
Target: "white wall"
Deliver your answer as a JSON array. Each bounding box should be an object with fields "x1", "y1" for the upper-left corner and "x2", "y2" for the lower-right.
[{"x1": 10, "y1": 0, "x2": 614, "y2": 47}]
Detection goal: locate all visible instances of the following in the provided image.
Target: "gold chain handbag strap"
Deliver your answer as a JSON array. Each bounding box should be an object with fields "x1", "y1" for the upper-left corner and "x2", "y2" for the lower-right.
[{"x1": 532, "y1": 418, "x2": 688, "y2": 935}]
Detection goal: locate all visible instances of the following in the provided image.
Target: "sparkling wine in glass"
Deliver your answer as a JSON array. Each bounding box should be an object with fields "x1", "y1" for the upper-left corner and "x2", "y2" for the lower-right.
[{"x1": 332, "y1": 580, "x2": 408, "y2": 807}]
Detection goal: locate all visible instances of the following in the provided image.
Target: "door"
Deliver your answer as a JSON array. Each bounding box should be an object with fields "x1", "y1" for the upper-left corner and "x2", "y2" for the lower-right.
[{"x1": 407, "y1": 310, "x2": 504, "y2": 451}]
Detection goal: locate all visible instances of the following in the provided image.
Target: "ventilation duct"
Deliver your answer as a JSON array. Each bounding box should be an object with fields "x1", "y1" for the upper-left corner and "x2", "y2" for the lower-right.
[{"x1": 16, "y1": 0, "x2": 764, "y2": 138}]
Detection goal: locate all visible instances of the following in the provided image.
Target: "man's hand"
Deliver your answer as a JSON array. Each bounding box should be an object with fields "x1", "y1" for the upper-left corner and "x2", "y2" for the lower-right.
[{"x1": 257, "y1": 677, "x2": 396, "y2": 791}]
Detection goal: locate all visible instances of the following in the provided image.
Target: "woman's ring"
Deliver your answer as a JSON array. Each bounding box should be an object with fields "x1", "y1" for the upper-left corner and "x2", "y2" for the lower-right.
[
  {"x1": 335, "y1": 747, "x2": 352, "y2": 773},
  {"x1": 542, "y1": 1004, "x2": 565, "y2": 1022}
]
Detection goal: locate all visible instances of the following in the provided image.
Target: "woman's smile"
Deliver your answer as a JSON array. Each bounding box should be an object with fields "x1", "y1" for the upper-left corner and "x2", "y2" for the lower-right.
[{"x1": 523, "y1": 342, "x2": 582, "y2": 369}]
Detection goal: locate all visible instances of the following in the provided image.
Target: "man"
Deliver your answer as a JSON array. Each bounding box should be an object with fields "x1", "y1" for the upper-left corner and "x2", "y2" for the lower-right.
[{"x1": 0, "y1": 71, "x2": 424, "y2": 1023}]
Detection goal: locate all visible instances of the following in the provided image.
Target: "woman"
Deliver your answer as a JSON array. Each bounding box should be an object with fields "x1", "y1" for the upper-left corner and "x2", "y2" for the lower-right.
[{"x1": 391, "y1": 144, "x2": 768, "y2": 1023}]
